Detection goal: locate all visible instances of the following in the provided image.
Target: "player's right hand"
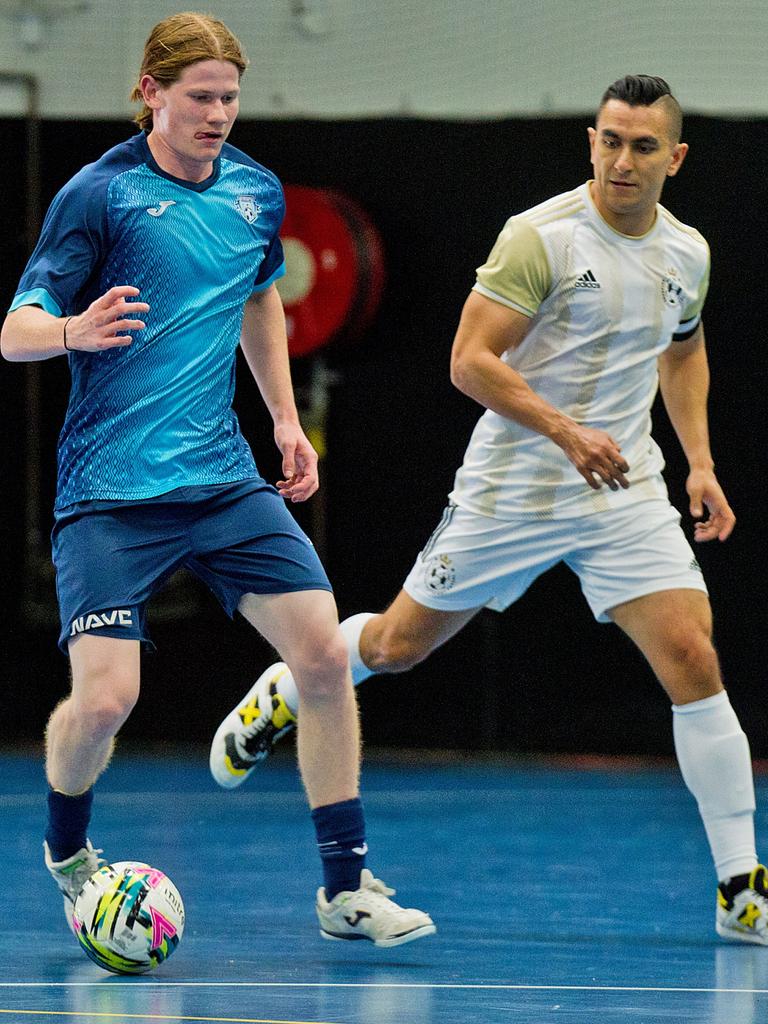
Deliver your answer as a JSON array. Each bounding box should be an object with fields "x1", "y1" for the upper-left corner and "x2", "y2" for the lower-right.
[
  {"x1": 274, "y1": 421, "x2": 320, "y2": 502},
  {"x1": 560, "y1": 424, "x2": 630, "y2": 491},
  {"x1": 64, "y1": 286, "x2": 149, "y2": 352}
]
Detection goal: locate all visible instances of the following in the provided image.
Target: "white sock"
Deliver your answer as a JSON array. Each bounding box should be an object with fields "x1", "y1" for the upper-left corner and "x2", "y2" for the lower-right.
[
  {"x1": 273, "y1": 612, "x2": 377, "y2": 714},
  {"x1": 672, "y1": 690, "x2": 757, "y2": 881},
  {"x1": 339, "y1": 612, "x2": 377, "y2": 685}
]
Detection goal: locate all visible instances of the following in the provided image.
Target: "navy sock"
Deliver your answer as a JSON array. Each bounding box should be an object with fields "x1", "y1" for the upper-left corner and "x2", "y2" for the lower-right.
[
  {"x1": 311, "y1": 797, "x2": 367, "y2": 899},
  {"x1": 45, "y1": 788, "x2": 93, "y2": 862}
]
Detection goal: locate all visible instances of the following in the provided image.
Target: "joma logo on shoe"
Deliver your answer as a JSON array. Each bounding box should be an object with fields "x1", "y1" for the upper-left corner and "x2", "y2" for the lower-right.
[
  {"x1": 70, "y1": 609, "x2": 133, "y2": 635},
  {"x1": 344, "y1": 911, "x2": 372, "y2": 927}
]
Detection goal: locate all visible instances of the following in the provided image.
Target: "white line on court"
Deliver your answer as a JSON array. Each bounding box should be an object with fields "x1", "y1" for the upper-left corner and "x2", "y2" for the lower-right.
[
  {"x1": 0, "y1": 1012, "x2": 332, "y2": 1024},
  {"x1": 0, "y1": 983, "x2": 767, "y2": 994}
]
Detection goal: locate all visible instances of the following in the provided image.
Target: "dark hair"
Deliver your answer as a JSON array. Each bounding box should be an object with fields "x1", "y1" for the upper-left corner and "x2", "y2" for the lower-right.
[{"x1": 598, "y1": 75, "x2": 682, "y2": 142}]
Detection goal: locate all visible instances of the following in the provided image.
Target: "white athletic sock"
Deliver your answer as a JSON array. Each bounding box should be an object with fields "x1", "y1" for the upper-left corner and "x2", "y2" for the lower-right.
[
  {"x1": 339, "y1": 612, "x2": 377, "y2": 686},
  {"x1": 274, "y1": 612, "x2": 377, "y2": 714},
  {"x1": 672, "y1": 690, "x2": 757, "y2": 881}
]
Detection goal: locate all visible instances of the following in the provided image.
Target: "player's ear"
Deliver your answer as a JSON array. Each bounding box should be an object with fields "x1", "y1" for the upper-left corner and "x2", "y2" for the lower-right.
[
  {"x1": 587, "y1": 126, "x2": 597, "y2": 159},
  {"x1": 141, "y1": 75, "x2": 163, "y2": 110},
  {"x1": 666, "y1": 141, "x2": 688, "y2": 178}
]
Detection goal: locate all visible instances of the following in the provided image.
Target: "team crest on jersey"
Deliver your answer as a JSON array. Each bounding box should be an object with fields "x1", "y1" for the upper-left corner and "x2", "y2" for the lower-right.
[
  {"x1": 661, "y1": 267, "x2": 683, "y2": 307},
  {"x1": 235, "y1": 195, "x2": 262, "y2": 223},
  {"x1": 424, "y1": 554, "x2": 456, "y2": 594}
]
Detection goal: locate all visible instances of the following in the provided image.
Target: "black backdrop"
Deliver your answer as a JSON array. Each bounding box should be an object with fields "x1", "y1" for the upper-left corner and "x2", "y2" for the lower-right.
[{"x1": 1, "y1": 115, "x2": 766, "y2": 755}]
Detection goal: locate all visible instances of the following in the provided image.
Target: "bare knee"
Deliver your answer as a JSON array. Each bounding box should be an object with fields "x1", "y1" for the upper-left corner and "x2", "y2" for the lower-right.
[
  {"x1": 363, "y1": 617, "x2": 432, "y2": 674},
  {"x1": 662, "y1": 627, "x2": 722, "y2": 703},
  {"x1": 69, "y1": 665, "x2": 140, "y2": 740},
  {"x1": 63, "y1": 636, "x2": 141, "y2": 740},
  {"x1": 668, "y1": 625, "x2": 719, "y2": 674},
  {"x1": 291, "y1": 632, "x2": 350, "y2": 703}
]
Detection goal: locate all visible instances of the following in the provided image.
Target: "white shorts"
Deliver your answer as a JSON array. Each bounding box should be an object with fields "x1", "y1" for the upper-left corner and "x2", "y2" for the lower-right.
[{"x1": 402, "y1": 499, "x2": 708, "y2": 622}]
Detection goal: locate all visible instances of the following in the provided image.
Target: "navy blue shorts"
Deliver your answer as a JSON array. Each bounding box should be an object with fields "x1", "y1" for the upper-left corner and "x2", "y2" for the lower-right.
[{"x1": 51, "y1": 480, "x2": 332, "y2": 653}]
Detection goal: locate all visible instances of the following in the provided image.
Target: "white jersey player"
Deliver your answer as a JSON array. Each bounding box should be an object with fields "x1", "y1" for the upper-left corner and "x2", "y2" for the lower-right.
[{"x1": 210, "y1": 75, "x2": 767, "y2": 947}]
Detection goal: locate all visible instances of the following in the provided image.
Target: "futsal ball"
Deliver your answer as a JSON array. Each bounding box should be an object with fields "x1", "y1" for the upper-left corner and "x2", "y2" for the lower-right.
[{"x1": 72, "y1": 861, "x2": 185, "y2": 974}]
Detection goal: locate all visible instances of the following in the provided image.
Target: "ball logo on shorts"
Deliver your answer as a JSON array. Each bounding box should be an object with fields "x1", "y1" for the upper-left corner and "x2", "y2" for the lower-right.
[{"x1": 424, "y1": 554, "x2": 456, "y2": 593}]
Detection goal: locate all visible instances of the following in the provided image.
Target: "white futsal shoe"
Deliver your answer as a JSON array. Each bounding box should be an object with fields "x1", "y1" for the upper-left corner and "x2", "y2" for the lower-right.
[
  {"x1": 316, "y1": 869, "x2": 436, "y2": 948},
  {"x1": 44, "y1": 839, "x2": 103, "y2": 933},
  {"x1": 717, "y1": 865, "x2": 768, "y2": 945},
  {"x1": 209, "y1": 663, "x2": 297, "y2": 788}
]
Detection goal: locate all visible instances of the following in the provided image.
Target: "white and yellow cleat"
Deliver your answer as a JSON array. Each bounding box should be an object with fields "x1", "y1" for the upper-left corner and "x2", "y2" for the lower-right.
[
  {"x1": 717, "y1": 865, "x2": 768, "y2": 945},
  {"x1": 316, "y1": 869, "x2": 436, "y2": 948},
  {"x1": 209, "y1": 663, "x2": 297, "y2": 789}
]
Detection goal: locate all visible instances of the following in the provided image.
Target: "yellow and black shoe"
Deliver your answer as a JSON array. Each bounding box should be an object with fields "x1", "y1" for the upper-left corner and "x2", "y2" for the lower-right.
[
  {"x1": 716, "y1": 865, "x2": 768, "y2": 945},
  {"x1": 209, "y1": 664, "x2": 297, "y2": 789}
]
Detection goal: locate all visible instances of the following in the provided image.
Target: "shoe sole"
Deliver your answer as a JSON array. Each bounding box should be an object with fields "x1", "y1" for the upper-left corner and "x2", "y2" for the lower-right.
[
  {"x1": 209, "y1": 712, "x2": 259, "y2": 789},
  {"x1": 209, "y1": 666, "x2": 290, "y2": 789},
  {"x1": 319, "y1": 923, "x2": 436, "y2": 948},
  {"x1": 716, "y1": 921, "x2": 768, "y2": 946}
]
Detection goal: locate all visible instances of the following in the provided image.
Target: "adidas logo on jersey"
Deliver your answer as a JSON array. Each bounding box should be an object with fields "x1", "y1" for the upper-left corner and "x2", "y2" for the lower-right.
[{"x1": 574, "y1": 269, "x2": 601, "y2": 289}]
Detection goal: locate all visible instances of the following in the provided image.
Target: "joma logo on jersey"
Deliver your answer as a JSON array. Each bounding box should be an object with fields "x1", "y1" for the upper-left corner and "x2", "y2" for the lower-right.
[
  {"x1": 146, "y1": 200, "x2": 176, "y2": 217},
  {"x1": 70, "y1": 609, "x2": 133, "y2": 636}
]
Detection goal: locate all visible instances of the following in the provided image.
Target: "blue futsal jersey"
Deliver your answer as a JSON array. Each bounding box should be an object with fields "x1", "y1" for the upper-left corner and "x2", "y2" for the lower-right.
[{"x1": 9, "y1": 132, "x2": 286, "y2": 510}]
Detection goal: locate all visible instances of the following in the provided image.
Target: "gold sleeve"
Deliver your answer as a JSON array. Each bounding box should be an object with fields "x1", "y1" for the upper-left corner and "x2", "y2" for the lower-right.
[{"x1": 473, "y1": 217, "x2": 552, "y2": 316}]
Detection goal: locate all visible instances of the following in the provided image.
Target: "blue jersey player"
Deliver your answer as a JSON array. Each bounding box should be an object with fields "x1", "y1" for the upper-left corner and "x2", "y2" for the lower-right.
[{"x1": 1, "y1": 12, "x2": 434, "y2": 949}]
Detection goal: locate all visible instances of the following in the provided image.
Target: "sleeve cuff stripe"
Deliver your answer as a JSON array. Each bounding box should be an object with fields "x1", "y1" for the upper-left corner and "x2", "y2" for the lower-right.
[
  {"x1": 672, "y1": 314, "x2": 701, "y2": 341},
  {"x1": 472, "y1": 283, "x2": 535, "y2": 317},
  {"x1": 8, "y1": 287, "x2": 62, "y2": 317},
  {"x1": 252, "y1": 261, "x2": 286, "y2": 293}
]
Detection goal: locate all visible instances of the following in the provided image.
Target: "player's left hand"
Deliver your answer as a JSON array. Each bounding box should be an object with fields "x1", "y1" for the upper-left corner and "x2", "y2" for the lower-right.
[
  {"x1": 687, "y1": 468, "x2": 735, "y2": 542},
  {"x1": 275, "y1": 423, "x2": 319, "y2": 502}
]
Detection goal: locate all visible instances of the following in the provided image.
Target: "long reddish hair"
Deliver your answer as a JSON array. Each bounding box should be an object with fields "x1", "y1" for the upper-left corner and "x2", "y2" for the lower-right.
[{"x1": 130, "y1": 12, "x2": 248, "y2": 131}]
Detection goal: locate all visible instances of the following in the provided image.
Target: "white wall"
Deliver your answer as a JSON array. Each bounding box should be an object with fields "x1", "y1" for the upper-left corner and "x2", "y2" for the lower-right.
[{"x1": 0, "y1": 0, "x2": 765, "y2": 119}]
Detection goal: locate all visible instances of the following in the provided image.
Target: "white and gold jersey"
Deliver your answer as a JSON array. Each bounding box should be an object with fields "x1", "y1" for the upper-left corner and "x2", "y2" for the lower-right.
[{"x1": 450, "y1": 182, "x2": 709, "y2": 520}]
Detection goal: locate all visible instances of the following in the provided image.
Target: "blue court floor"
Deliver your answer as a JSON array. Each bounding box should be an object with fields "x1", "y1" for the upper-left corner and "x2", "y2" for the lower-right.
[{"x1": 1, "y1": 744, "x2": 768, "y2": 1024}]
